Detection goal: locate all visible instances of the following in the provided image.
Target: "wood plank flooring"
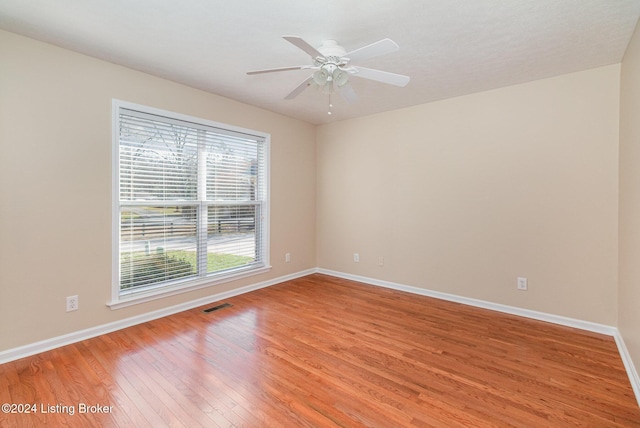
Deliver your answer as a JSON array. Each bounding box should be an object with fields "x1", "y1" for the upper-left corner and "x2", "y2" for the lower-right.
[{"x1": 1, "y1": 273, "x2": 639, "y2": 427}]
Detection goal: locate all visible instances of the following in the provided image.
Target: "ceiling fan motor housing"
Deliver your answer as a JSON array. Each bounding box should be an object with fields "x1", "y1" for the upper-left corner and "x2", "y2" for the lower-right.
[
  {"x1": 312, "y1": 40, "x2": 351, "y2": 87},
  {"x1": 318, "y1": 40, "x2": 347, "y2": 58}
]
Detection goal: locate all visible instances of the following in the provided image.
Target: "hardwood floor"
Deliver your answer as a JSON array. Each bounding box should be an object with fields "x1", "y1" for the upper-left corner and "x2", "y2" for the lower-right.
[{"x1": 1, "y1": 273, "x2": 639, "y2": 427}]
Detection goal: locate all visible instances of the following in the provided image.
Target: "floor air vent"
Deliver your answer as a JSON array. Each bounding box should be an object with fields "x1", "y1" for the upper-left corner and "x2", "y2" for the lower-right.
[{"x1": 203, "y1": 303, "x2": 233, "y2": 313}]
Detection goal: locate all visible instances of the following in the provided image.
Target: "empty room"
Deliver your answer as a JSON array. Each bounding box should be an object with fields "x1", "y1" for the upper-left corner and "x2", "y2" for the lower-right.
[{"x1": 2, "y1": 0, "x2": 640, "y2": 426}]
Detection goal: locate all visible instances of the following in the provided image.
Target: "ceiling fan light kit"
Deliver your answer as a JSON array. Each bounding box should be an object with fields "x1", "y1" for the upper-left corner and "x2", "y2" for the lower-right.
[{"x1": 247, "y1": 35, "x2": 410, "y2": 109}]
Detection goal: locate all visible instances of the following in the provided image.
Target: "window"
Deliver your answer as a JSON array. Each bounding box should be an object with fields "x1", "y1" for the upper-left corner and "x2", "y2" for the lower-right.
[{"x1": 111, "y1": 101, "x2": 269, "y2": 307}]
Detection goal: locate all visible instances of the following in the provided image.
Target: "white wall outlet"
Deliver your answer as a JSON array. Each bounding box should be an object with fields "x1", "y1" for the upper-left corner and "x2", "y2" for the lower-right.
[
  {"x1": 354, "y1": 253, "x2": 360, "y2": 262},
  {"x1": 378, "y1": 256, "x2": 384, "y2": 267},
  {"x1": 517, "y1": 277, "x2": 528, "y2": 291},
  {"x1": 66, "y1": 295, "x2": 79, "y2": 312},
  {"x1": 285, "y1": 252, "x2": 291, "y2": 263}
]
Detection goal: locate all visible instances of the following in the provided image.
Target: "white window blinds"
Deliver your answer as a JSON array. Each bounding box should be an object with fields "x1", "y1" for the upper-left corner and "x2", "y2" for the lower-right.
[{"x1": 116, "y1": 105, "x2": 268, "y2": 296}]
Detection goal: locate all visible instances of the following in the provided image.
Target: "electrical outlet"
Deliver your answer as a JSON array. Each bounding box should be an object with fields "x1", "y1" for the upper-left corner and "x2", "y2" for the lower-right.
[
  {"x1": 285, "y1": 252, "x2": 291, "y2": 263},
  {"x1": 517, "y1": 277, "x2": 528, "y2": 291},
  {"x1": 378, "y1": 256, "x2": 384, "y2": 267},
  {"x1": 66, "y1": 295, "x2": 79, "y2": 312},
  {"x1": 354, "y1": 253, "x2": 360, "y2": 263}
]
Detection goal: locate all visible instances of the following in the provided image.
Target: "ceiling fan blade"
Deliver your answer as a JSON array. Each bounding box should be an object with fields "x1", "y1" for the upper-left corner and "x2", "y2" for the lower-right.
[
  {"x1": 351, "y1": 66, "x2": 410, "y2": 87},
  {"x1": 285, "y1": 75, "x2": 314, "y2": 99},
  {"x1": 283, "y1": 36, "x2": 324, "y2": 59},
  {"x1": 340, "y1": 83, "x2": 358, "y2": 103},
  {"x1": 247, "y1": 66, "x2": 309, "y2": 75},
  {"x1": 345, "y1": 38, "x2": 399, "y2": 62}
]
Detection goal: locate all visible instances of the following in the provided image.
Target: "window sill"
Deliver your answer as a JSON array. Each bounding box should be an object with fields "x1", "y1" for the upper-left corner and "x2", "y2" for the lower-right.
[{"x1": 107, "y1": 265, "x2": 271, "y2": 310}]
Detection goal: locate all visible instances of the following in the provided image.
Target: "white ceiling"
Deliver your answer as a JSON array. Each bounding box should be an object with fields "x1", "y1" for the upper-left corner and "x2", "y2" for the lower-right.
[{"x1": 1, "y1": 0, "x2": 639, "y2": 125}]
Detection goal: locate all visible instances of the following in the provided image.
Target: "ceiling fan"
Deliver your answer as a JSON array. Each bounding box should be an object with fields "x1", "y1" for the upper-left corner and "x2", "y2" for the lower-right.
[{"x1": 247, "y1": 36, "x2": 410, "y2": 102}]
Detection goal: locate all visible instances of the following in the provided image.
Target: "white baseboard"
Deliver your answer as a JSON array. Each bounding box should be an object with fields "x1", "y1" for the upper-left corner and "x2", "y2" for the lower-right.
[
  {"x1": 2, "y1": 267, "x2": 639, "y2": 408},
  {"x1": 317, "y1": 268, "x2": 640, "y2": 407},
  {"x1": 0, "y1": 268, "x2": 316, "y2": 365},
  {"x1": 317, "y1": 269, "x2": 616, "y2": 334},
  {"x1": 614, "y1": 330, "x2": 640, "y2": 406}
]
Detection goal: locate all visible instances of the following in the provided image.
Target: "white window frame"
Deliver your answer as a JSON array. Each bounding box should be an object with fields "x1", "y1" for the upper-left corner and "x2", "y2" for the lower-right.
[{"x1": 109, "y1": 100, "x2": 270, "y2": 309}]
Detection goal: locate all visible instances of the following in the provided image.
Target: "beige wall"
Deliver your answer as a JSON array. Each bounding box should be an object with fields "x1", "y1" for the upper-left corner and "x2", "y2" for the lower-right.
[
  {"x1": 317, "y1": 65, "x2": 620, "y2": 325},
  {"x1": 0, "y1": 30, "x2": 317, "y2": 351},
  {"x1": 620, "y1": 21, "x2": 640, "y2": 374},
  {"x1": 0, "y1": 28, "x2": 628, "y2": 357}
]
